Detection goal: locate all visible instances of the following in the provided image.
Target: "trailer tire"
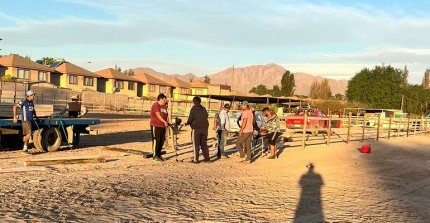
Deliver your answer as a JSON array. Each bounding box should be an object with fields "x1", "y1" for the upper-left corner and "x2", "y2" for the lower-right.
[
  {"x1": 33, "y1": 129, "x2": 44, "y2": 151},
  {"x1": 42, "y1": 127, "x2": 62, "y2": 152}
]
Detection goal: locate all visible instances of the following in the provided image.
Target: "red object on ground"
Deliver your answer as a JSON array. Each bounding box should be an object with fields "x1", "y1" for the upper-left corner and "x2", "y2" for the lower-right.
[{"x1": 361, "y1": 145, "x2": 372, "y2": 153}]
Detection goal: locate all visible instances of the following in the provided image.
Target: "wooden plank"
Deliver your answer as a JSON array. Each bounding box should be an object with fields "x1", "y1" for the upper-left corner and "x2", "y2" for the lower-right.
[
  {"x1": 0, "y1": 166, "x2": 48, "y2": 174},
  {"x1": 24, "y1": 156, "x2": 106, "y2": 166}
]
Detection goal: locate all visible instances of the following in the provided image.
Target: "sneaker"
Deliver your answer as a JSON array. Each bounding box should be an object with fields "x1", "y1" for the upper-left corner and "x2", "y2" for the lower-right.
[
  {"x1": 157, "y1": 156, "x2": 165, "y2": 161},
  {"x1": 21, "y1": 150, "x2": 30, "y2": 155},
  {"x1": 153, "y1": 156, "x2": 163, "y2": 162},
  {"x1": 267, "y1": 155, "x2": 275, "y2": 159},
  {"x1": 189, "y1": 160, "x2": 200, "y2": 164},
  {"x1": 222, "y1": 154, "x2": 229, "y2": 159}
]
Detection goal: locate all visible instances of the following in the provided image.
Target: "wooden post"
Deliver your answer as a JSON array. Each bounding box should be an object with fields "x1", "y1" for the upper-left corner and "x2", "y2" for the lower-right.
[
  {"x1": 420, "y1": 115, "x2": 424, "y2": 135},
  {"x1": 327, "y1": 112, "x2": 331, "y2": 146},
  {"x1": 169, "y1": 97, "x2": 174, "y2": 152},
  {"x1": 376, "y1": 114, "x2": 381, "y2": 140},
  {"x1": 347, "y1": 112, "x2": 352, "y2": 143},
  {"x1": 406, "y1": 116, "x2": 410, "y2": 137},
  {"x1": 362, "y1": 115, "x2": 366, "y2": 141},
  {"x1": 413, "y1": 118, "x2": 417, "y2": 136},
  {"x1": 425, "y1": 117, "x2": 428, "y2": 135},
  {"x1": 388, "y1": 117, "x2": 392, "y2": 139},
  {"x1": 302, "y1": 112, "x2": 308, "y2": 148}
]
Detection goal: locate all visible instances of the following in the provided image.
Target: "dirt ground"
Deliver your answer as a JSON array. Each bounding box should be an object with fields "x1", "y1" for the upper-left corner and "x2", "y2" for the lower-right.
[{"x1": 1, "y1": 112, "x2": 430, "y2": 222}]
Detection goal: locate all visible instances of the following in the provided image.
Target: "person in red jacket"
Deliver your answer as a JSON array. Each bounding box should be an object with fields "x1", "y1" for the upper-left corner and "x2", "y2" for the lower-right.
[{"x1": 150, "y1": 93, "x2": 169, "y2": 161}]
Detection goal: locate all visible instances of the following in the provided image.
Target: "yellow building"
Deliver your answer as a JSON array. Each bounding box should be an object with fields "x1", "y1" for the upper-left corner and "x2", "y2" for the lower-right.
[
  {"x1": 0, "y1": 54, "x2": 54, "y2": 82},
  {"x1": 208, "y1": 83, "x2": 232, "y2": 95},
  {"x1": 95, "y1": 68, "x2": 142, "y2": 97},
  {"x1": 133, "y1": 73, "x2": 172, "y2": 99},
  {"x1": 188, "y1": 81, "x2": 209, "y2": 102},
  {"x1": 165, "y1": 77, "x2": 191, "y2": 101},
  {"x1": 50, "y1": 61, "x2": 100, "y2": 91}
]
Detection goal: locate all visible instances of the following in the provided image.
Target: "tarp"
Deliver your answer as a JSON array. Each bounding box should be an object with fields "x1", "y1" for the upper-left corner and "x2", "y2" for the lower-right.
[{"x1": 197, "y1": 94, "x2": 304, "y2": 104}]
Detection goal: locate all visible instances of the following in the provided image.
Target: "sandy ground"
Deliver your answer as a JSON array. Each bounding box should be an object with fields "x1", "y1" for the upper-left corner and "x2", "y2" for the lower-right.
[{"x1": 1, "y1": 112, "x2": 430, "y2": 222}]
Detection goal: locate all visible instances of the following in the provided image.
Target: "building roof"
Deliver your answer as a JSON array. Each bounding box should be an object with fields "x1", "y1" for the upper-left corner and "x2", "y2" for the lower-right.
[
  {"x1": 51, "y1": 61, "x2": 100, "y2": 78},
  {"x1": 0, "y1": 54, "x2": 54, "y2": 72},
  {"x1": 190, "y1": 80, "x2": 208, "y2": 88},
  {"x1": 95, "y1": 68, "x2": 141, "y2": 82},
  {"x1": 133, "y1": 73, "x2": 171, "y2": 86},
  {"x1": 165, "y1": 77, "x2": 191, "y2": 89}
]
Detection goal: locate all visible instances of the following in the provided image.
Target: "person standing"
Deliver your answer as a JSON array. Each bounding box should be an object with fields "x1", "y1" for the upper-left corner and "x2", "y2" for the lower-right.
[
  {"x1": 150, "y1": 93, "x2": 169, "y2": 161},
  {"x1": 216, "y1": 103, "x2": 231, "y2": 159},
  {"x1": 13, "y1": 90, "x2": 38, "y2": 154},
  {"x1": 235, "y1": 101, "x2": 254, "y2": 163},
  {"x1": 186, "y1": 96, "x2": 210, "y2": 163},
  {"x1": 262, "y1": 107, "x2": 281, "y2": 159}
]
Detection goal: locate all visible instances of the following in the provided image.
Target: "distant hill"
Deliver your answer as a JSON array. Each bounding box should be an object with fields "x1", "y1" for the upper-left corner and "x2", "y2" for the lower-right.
[
  {"x1": 209, "y1": 64, "x2": 348, "y2": 96},
  {"x1": 132, "y1": 64, "x2": 348, "y2": 96},
  {"x1": 132, "y1": 67, "x2": 200, "y2": 83}
]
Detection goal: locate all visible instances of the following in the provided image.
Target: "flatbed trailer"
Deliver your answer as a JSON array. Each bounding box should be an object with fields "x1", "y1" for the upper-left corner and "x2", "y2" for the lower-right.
[{"x1": 0, "y1": 118, "x2": 100, "y2": 151}]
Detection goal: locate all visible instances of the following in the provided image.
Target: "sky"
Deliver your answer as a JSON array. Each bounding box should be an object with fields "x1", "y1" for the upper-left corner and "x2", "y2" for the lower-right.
[{"x1": 1, "y1": 0, "x2": 430, "y2": 83}]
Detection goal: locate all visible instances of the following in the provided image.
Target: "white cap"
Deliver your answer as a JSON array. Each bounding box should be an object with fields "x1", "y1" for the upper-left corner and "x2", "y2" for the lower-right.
[{"x1": 26, "y1": 90, "x2": 35, "y2": 96}]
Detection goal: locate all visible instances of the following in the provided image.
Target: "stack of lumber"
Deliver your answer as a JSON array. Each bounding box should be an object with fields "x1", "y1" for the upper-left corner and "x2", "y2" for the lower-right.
[{"x1": 0, "y1": 103, "x2": 67, "y2": 118}]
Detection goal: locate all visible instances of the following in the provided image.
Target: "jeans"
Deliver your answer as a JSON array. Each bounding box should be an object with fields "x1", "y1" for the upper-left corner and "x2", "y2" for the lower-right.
[{"x1": 217, "y1": 130, "x2": 227, "y2": 156}]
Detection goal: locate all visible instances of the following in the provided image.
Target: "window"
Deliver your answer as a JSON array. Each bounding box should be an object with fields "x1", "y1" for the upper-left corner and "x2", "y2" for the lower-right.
[
  {"x1": 17, "y1": 69, "x2": 29, "y2": 79},
  {"x1": 38, "y1": 71, "x2": 47, "y2": 81},
  {"x1": 69, "y1": 75, "x2": 78, "y2": 85},
  {"x1": 195, "y1": 89, "x2": 205, "y2": 95},
  {"x1": 115, "y1": 80, "x2": 124, "y2": 89},
  {"x1": 181, "y1": 88, "x2": 190, "y2": 95},
  {"x1": 128, "y1": 82, "x2": 134, "y2": 90},
  {"x1": 84, "y1": 77, "x2": 93, "y2": 86},
  {"x1": 149, "y1": 84, "x2": 155, "y2": 92},
  {"x1": 159, "y1": 86, "x2": 165, "y2": 93}
]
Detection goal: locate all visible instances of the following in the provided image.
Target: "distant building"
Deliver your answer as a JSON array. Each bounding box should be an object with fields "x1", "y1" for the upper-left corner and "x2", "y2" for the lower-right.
[
  {"x1": 188, "y1": 80, "x2": 209, "y2": 102},
  {"x1": 133, "y1": 73, "x2": 172, "y2": 98},
  {"x1": 0, "y1": 54, "x2": 54, "y2": 82},
  {"x1": 165, "y1": 77, "x2": 191, "y2": 101},
  {"x1": 50, "y1": 61, "x2": 101, "y2": 92},
  {"x1": 95, "y1": 68, "x2": 142, "y2": 97},
  {"x1": 208, "y1": 83, "x2": 232, "y2": 95}
]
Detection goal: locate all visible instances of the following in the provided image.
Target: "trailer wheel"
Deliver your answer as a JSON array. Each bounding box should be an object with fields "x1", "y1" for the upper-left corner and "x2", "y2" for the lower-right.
[
  {"x1": 33, "y1": 129, "x2": 44, "y2": 151},
  {"x1": 42, "y1": 127, "x2": 62, "y2": 152}
]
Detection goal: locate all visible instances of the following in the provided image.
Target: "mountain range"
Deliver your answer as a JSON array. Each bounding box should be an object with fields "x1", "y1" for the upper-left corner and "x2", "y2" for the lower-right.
[{"x1": 132, "y1": 64, "x2": 348, "y2": 96}]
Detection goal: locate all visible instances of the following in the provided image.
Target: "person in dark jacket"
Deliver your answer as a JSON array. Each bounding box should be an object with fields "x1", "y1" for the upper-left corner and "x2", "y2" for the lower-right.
[{"x1": 186, "y1": 96, "x2": 210, "y2": 163}]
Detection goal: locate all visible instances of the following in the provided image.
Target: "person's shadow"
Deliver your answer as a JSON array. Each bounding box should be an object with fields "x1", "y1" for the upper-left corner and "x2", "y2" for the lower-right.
[{"x1": 293, "y1": 164, "x2": 325, "y2": 223}]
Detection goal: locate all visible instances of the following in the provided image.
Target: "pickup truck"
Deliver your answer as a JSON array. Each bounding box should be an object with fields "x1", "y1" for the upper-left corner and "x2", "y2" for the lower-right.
[{"x1": 285, "y1": 109, "x2": 329, "y2": 136}]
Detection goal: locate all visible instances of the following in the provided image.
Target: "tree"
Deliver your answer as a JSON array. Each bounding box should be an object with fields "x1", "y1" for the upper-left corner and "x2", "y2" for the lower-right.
[
  {"x1": 403, "y1": 85, "x2": 430, "y2": 115},
  {"x1": 280, "y1": 70, "x2": 295, "y2": 96},
  {"x1": 309, "y1": 79, "x2": 332, "y2": 99},
  {"x1": 401, "y1": 65, "x2": 409, "y2": 87},
  {"x1": 249, "y1": 84, "x2": 269, "y2": 95},
  {"x1": 272, "y1": 85, "x2": 282, "y2": 97},
  {"x1": 114, "y1": 64, "x2": 121, "y2": 72},
  {"x1": 41, "y1": 57, "x2": 56, "y2": 66},
  {"x1": 422, "y1": 69, "x2": 430, "y2": 89},
  {"x1": 203, "y1": 75, "x2": 211, "y2": 84},
  {"x1": 346, "y1": 65, "x2": 403, "y2": 109},
  {"x1": 123, "y1": 69, "x2": 134, "y2": 76}
]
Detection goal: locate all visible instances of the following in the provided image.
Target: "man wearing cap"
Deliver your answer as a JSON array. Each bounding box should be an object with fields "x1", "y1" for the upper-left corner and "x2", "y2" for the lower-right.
[
  {"x1": 236, "y1": 101, "x2": 254, "y2": 163},
  {"x1": 216, "y1": 103, "x2": 231, "y2": 159},
  {"x1": 13, "y1": 90, "x2": 38, "y2": 154}
]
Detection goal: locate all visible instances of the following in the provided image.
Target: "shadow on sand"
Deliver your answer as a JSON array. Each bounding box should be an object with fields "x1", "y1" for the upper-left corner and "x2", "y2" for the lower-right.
[{"x1": 293, "y1": 164, "x2": 325, "y2": 223}]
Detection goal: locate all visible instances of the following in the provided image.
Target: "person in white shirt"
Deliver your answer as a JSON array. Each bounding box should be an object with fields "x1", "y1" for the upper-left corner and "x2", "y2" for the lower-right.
[{"x1": 216, "y1": 103, "x2": 231, "y2": 159}]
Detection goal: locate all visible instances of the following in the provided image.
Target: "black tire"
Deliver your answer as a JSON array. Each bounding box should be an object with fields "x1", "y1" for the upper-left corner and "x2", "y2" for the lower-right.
[
  {"x1": 33, "y1": 129, "x2": 44, "y2": 151},
  {"x1": 41, "y1": 127, "x2": 62, "y2": 152}
]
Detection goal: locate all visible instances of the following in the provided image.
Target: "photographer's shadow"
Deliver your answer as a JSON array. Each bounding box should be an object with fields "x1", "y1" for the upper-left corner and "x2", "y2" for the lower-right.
[{"x1": 293, "y1": 164, "x2": 325, "y2": 223}]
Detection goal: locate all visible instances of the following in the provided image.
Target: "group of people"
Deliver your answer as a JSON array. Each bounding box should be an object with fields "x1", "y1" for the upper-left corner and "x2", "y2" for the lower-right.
[{"x1": 150, "y1": 93, "x2": 281, "y2": 163}]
